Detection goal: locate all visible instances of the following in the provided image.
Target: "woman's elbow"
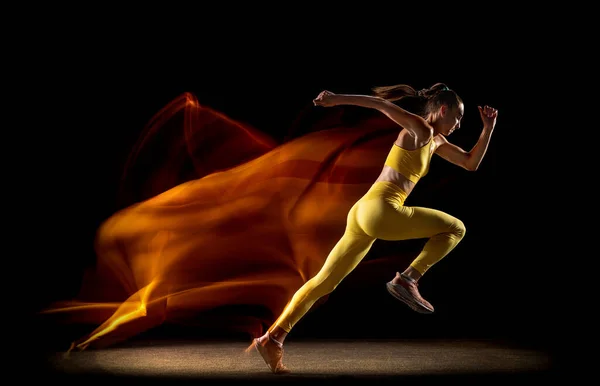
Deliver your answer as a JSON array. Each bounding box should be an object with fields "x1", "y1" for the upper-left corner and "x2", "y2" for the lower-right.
[{"x1": 464, "y1": 159, "x2": 480, "y2": 171}]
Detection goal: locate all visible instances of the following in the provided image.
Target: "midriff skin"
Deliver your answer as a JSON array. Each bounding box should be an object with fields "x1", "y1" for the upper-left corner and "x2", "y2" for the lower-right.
[
  {"x1": 374, "y1": 165, "x2": 416, "y2": 195},
  {"x1": 375, "y1": 132, "x2": 438, "y2": 195}
]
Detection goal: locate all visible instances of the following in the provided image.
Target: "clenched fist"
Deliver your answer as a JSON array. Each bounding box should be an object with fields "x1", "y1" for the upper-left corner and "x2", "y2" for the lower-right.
[
  {"x1": 313, "y1": 90, "x2": 338, "y2": 107},
  {"x1": 477, "y1": 105, "x2": 498, "y2": 131}
]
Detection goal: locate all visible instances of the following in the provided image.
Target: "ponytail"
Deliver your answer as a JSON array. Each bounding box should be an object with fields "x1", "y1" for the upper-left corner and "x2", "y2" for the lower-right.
[
  {"x1": 371, "y1": 82, "x2": 461, "y2": 118},
  {"x1": 371, "y1": 84, "x2": 417, "y2": 101}
]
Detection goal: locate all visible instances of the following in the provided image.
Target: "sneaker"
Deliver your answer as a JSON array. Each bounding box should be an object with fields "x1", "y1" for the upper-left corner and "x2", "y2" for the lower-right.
[
  {"x1": 245, "y1": 333, "x2": 291, "y2": 374},
  {"x1": 386, "y1": 275, "x2": 434, "y2": 314}
]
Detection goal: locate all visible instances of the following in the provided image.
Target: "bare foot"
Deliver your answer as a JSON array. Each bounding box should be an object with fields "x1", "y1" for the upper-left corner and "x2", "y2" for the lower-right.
[{"x1": 246, "y1": 332, "x2": 291, "y2": 374}]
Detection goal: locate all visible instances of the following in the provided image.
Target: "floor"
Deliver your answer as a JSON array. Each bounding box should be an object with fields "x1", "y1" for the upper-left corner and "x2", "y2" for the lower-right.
[{"x1": 38, "y1": 338, "x2": 554, "y2": 385}]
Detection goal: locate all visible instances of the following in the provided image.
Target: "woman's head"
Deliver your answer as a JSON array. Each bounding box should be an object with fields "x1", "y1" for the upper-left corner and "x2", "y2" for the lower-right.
[{"x1": 372, "y1": 82, "x2": 464, "y2": 136}]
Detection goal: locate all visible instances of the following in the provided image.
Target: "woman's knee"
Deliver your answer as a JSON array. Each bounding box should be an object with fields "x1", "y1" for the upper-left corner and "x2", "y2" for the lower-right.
[{"x1": 452, "y1": 218, "x2": 466, "y2": 239}]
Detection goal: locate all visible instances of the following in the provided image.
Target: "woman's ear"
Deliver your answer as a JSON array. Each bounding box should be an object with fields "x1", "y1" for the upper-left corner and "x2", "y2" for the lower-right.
[{"x1": 439, "y1": 105, "x2": 447, "y2": 117}]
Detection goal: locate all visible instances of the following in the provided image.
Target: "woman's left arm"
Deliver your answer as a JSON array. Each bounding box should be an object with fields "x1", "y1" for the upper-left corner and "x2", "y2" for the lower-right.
[{"x1": 435, "y1": 105, "x2": 498, "y2": 171}]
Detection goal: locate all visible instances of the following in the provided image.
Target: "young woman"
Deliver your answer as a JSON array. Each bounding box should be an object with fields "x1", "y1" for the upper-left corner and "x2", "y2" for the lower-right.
[{"x1": 248, "y1": 82, "x2": 498, "y2": 374}]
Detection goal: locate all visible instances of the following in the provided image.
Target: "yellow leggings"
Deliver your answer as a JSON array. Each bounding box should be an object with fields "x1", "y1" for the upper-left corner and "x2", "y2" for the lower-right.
[{"x1": 273, "y1": 181, "x2": 466, "y2": 332}]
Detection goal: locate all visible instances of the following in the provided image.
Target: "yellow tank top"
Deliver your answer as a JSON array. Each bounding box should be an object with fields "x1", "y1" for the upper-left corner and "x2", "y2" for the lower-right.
[{"x1": 384, "y1": 137, "x2": 435, "y2": 184}]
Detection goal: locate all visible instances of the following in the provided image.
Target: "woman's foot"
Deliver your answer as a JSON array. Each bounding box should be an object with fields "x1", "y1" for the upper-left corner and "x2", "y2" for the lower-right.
[
  {"x1": 246, "y1": 332, "x2": 291, "y2": 374},
  {"x1": 387, "y1": 273, "x2": 434, "y2": 314}
]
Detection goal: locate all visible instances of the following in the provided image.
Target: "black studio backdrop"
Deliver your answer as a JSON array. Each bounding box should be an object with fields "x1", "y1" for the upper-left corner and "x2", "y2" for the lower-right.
[{"x1": 25, "y1": 47, "x2": 550, "y2": 352}]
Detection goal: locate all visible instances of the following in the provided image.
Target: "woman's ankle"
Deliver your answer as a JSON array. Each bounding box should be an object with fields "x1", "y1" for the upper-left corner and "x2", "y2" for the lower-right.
[
  {"x1": 267, "y1": 326, "x2": 288, "y2": 346},
  {"x1": 267, "y1": 333, "x2": 284, "y2": 348}
]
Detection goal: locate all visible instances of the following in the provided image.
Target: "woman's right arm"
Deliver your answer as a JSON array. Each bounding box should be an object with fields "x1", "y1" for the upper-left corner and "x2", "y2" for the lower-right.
[{"x1": 313, "y1": 90, "x2": 432, "y2": 138}]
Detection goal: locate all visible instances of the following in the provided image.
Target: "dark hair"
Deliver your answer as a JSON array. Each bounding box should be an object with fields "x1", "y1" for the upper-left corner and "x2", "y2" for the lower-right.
[{"x1": 371, "y1": 82, "x2": 463, "y2": 118}]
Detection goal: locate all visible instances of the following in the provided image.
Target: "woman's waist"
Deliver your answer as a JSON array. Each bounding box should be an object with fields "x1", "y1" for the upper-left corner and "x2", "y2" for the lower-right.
[
  {"x1": 361, "y1": 180, "x2": 410, "y2": 205},
  {"x1": 375, "y1": 167, "x2": 415, "y2": 194}
]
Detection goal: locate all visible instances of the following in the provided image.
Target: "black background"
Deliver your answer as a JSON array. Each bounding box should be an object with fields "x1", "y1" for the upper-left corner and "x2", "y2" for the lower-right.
[{"x1": 19, "y1": 14, "x2": 558, "y2": 360}]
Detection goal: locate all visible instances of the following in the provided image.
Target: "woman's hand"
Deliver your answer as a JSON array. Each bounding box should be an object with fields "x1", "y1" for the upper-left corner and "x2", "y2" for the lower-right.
[
  {"x1": 478, "y1": 105, "x2": 498, "y2": 131},
  {"x1": 313, "y1": 90, "x2": 338, "y2": 107}
]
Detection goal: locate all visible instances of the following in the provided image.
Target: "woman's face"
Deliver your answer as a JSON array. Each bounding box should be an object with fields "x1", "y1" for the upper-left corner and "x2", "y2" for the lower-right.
[{"x1": 438, "y1": 103, "x2": 464, "y2": 136}]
